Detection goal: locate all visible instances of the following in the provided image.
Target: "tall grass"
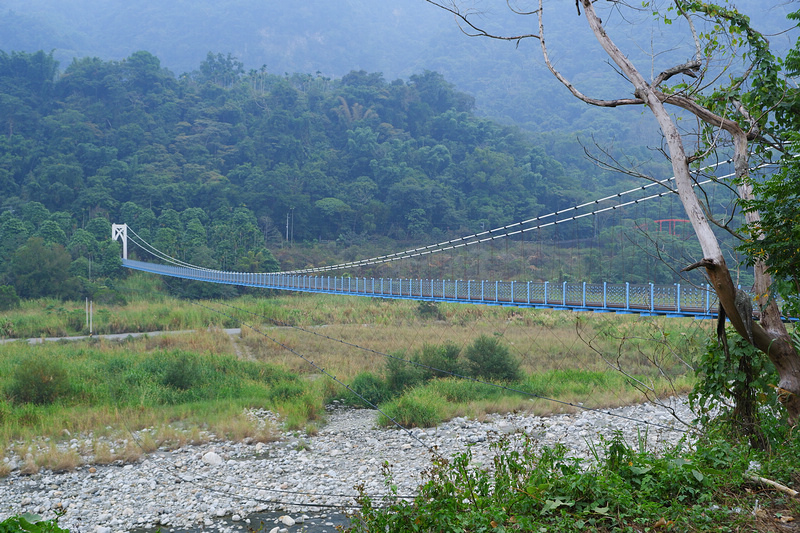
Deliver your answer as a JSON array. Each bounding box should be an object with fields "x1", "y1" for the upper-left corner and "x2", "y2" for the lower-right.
[
  {"x1": 0, "y1": 284, "x2": 706, "y2": 472},
  {"x1": 0, "y1": 337, "x2": 303, "y2": 450}
]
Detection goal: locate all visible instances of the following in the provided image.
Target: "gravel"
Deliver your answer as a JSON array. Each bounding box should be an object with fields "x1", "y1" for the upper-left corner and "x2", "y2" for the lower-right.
[{"x1": 0, "y1": 398, "x2": 695, "y2": 533}]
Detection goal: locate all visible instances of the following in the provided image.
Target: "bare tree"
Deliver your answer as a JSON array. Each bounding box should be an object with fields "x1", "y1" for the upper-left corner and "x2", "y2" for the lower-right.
[{"x1": 424, "y1": 0, "x2": 800, "y2": 422}]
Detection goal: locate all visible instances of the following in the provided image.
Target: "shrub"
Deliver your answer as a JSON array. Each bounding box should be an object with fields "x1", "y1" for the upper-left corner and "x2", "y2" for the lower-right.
[
  {"x1": 418, "y1": 342, "x2": 463, "y2": 380},
  {"x1": 6, "y1": 356, "x2": 72, "y2": 405},
  {"x1": 0, "y1": 285, "x2": 20, "y2": 311},
  {"x1": 689, "y1": 330, "x2": 778, "y2": 448},
  {"x1": 463, "y1": 334, "x2": 522, "y2": 382},
  {"x1": 378, "y1": 389, "x2": 443, "y2": 428},
  {"x1": 161, "y1": 353, "x2": 202, "y2": 391},
  {"x1": 416, "y1": 300, "x2": 444, "y2": 320},
  {"x1": 345, "y1": 372, "x2": 391, "y2": 407},
  {"x1": 385, "y1": 353, "x2": 425, "y2": 394}
]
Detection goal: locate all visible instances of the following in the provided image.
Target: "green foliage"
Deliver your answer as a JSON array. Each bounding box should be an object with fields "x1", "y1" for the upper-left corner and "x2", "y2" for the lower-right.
[
  {"x1": 464, "y1": 334, "x2": 521, "y2": 382},
  {"x1": 344, "y1": 372, "x2": 391, "y2": 407},
  {"x1": 348, "y1": 432, "x2": 752, "y2": 533},
  {"x1": 377, "y1": 388, "x2": 443, "y2": 428},
  {"x1": 740, "y1": 136, "x2": 800, "y2": 318},
  {"x1": 415, "y1": 300, "x2": 444, "y2": 320},
  {"x1": 0, "y1": 343, "x2": 296, "y2": 420},
  {"x1": 418, "y1": 341, "x2": 463, "y2": 380},
  {"x1": 385, "y1": 354, "x2": 426, "y2": 395},
  {"x1": 689, "y1": 330, "x2": 780, "y2": 448},
  {"x1": 0, "y1": 513, "x2": 69, "y2": 533},
  {"x1": 9, "y1": 237, "x2": 79, "y2": 300},
  {"x1": 0, "y1": 285, "x2": 20, "y2": 310},
  {"x1": 5, "y1": 356, "x2": 72, "y2": 405},
  {"x1": 161, "y1": 353, "x2": 203, "y2": 391},
  {"x1": 266, "y1": 381, "x2": 307, "y2": 402}
]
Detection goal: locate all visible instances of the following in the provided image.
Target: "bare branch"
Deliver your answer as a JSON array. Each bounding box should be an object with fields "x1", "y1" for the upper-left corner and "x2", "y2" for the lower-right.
[
  {"x1": 538, "y1": 0, "x2": 642, "y2": 108},
  {"x1": 674, "y1": 0, "x2": 703, "y2": 62},
  {"x1": 652, "y1": 60, "x2": 702, "y2": 87},
  {"x1": 422, "y1": 0, "x2": 540, "y2": 41}
]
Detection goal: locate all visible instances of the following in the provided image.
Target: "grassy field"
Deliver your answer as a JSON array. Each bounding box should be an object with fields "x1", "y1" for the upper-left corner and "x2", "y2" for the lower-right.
[{"x1": 0, "y1": 274, "x2": 708, "y2": 474}]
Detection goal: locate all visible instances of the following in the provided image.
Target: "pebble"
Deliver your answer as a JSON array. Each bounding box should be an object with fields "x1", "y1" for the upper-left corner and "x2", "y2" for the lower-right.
[{"x1": 0, "y1": 399, "x2": 695, "y2": 531}]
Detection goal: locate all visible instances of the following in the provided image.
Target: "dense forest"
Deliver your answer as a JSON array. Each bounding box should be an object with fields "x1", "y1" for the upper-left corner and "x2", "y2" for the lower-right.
[{"x1": 0, "y1": 49, "x2": 710, "y2": 305}]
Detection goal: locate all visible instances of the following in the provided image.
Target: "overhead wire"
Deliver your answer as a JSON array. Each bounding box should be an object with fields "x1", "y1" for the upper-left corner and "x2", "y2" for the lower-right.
[{"x1": 121, "y1": 158, "x2": 780, "y2": 278}]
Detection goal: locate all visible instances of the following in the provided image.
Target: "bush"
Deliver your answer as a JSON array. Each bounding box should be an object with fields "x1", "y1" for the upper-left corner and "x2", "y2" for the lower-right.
[
  {"x1": 161, "y1": 353, "x2": 202, "y2": 391},
  {"x1": 463, "y1": 334, "x2": 522, "y2": 382},
  {"x1": 385, "y1": 353, "x2": 425, "y2": 394},
  {"x1": 378, "y1": 389, "x2": 443, "y2": 428},
  {"x1": 690, "y1": 330, "x2": 779, "y2": 449},
  {"x1": 345, "y1": 372, "x2": 391, "y2": 407},
  {"x1": 0, "y1": 285, "x2": 20, "y2": 311},
  {"x1": 418, "y1": 342, "x2": 463, "y2": 380},
  {"x1": 416, "y1": 300, "x2": 444, "y2": 320},
  {"x1": 6, "y1": 356, "x2": 72, "y2": 405}
]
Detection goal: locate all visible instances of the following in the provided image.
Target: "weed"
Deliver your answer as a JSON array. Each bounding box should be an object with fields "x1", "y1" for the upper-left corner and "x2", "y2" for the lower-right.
[
  {"x1": 209, "y1": 412, "x2": 276, "y2": 442},
  {"x1": 118, "y1": 440, "x2": 142, "y2": 464},
  {"x1": 416, "y1": 300, "x2": 444, "y2": 320},
  {"x1": 378, "y1": 388, "x2": 443, "y2": 428},
  {"x1": 0, "y1": 459, "x2": 11, "y2": 478},
  {"x1": 136, "y1": 431, "x2": 159, "y2": 454},
  {"x1": 6, "y1": 356, "x2": 72, "y2": 405},
  {"x1": 38, "y1": 445, "x2": 82, "y2": 472},
  {"x1": 344, "y1": 372, "x2": 390, "y2": 407},
  {"x1": 347, "y1": 432, "x2": 765, "y2": 532},
  {"x1": 0, "y1": 512, "x2": 70, "y2": 533},
  {"x1": 385, "y1": 353, "x2": 425, "y2": 394},
  {"x1": 19, "y1": 453, "x2": 38, "y2": 475},
  {"x1": 92, "y1": 441, "x2": 114, "y2": 464},
  {"x1": 464, "y1": 334, "x2": 521, "y2": 383}
]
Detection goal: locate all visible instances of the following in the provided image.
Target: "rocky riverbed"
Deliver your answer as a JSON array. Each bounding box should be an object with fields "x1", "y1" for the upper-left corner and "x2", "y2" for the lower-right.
[{"x1": 0, "y1": 398, "x2": 694, "y2": 533}]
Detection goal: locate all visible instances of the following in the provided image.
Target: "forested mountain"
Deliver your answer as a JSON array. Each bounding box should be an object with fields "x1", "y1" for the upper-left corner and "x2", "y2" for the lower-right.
[
  {"x1": 4, "y1": 49, "x2": 661, "y2": 302},
  {"x1": 2, "y1": 1, "x2": 795, "y2": 140},
  {"x1": 0, "y1": 0, "x2": 667, "y2": 149}
]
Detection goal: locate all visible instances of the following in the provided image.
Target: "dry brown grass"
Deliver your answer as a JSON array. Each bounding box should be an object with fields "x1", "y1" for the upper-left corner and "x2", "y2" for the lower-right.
[
  {"x1": 136, "y1": 431, "x2": 160, "y2": 454},
  {"x1": 208, "y1": 414, "x2": 278, "y2": 443},
  {"x1": 19, "y1": 453, "x2": 38, "y2": 475},
  {"x1": 117, "y1": 440, "x2": 143, "y2": 463},
  {"x1": 0, "y1": 460, "x2": 12, "y2": 478},
  {"x1": 92, "y1": 441, "x2": 115, "y2": 464},
  {"x1": 239, "y1": 309, "x2": 702, "y2": 385},
  {"x1": 143, "y1": 328, "x2": 235, "y2": 355},
  {"x1": 38, "y1": 445, "x2": 82, "y2": 472}
]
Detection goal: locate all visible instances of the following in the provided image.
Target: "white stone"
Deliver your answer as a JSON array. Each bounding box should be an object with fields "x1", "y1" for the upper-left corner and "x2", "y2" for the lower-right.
[
  {"x1": 202, "y1": 451, "x2": 224, "y2": 466},
  {"x1": 279, "y1": 515, "x2": 295, "y2": 526}
]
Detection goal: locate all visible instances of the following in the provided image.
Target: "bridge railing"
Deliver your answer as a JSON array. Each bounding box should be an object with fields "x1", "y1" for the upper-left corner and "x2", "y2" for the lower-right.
[{"x1": 123, "y1": 259, "x2": 721, "y2": 317}]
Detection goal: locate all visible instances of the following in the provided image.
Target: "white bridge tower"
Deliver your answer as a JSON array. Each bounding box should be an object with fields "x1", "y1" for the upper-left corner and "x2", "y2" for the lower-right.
[{"x1": 111, "y1": 223, "x2": 128, "y2": 259}]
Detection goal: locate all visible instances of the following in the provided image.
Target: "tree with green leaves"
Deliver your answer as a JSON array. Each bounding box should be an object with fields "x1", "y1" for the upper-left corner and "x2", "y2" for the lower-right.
[
  {"x1": 9, "y1": 236, "x2": 80, "y2": 300},
  {"x1": 424, "y1": 0, "x2": 800, "y2": 424}
]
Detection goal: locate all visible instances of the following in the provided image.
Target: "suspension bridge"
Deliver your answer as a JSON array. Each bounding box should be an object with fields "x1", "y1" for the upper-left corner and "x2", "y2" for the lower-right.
[
  {"x1": 111, "y1": 222, "x2": 720, "y2": 319},
  {"x1": 110, "y1": 161, "x2": 789, "y2": 320}
]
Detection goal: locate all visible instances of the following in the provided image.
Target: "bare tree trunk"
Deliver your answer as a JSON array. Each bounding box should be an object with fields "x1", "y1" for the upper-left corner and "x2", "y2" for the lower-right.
[{"x1": 581, "y1": 0, "x2": 800, "y2": 422}]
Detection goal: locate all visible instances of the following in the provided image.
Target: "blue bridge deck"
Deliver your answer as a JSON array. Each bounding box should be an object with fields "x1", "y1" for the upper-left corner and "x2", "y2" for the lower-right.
[{"x1": 123, "y1": 259, "x2": 719, "y2": 319}]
